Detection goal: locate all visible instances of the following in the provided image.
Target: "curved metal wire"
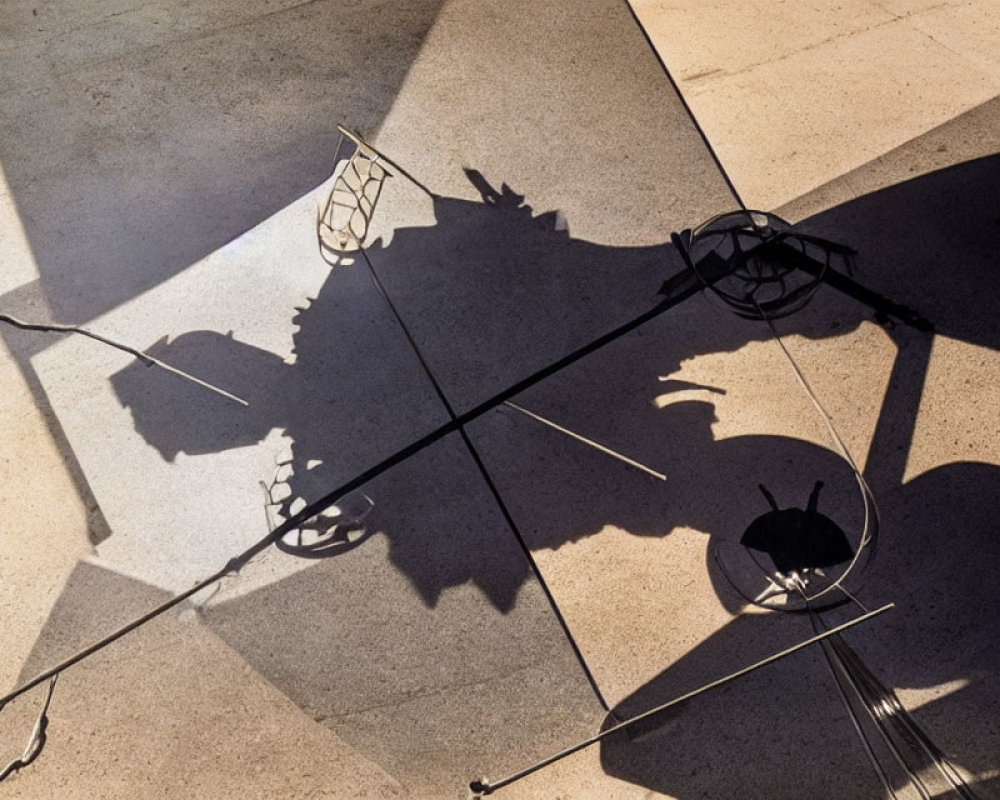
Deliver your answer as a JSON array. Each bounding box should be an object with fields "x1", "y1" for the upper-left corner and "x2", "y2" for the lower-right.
[
  {"x1": 0, "y1": 678, "x2": 57, "y2": 783},
  {"x1": 684, "y1": 210, "x2": 837, "y2": 321},
  {"x1": 683, "y1": 212, "x2": 879, "y2": 611},
  {"x1": 316, "y1": 125, "x2": 391, "y2": 260}
]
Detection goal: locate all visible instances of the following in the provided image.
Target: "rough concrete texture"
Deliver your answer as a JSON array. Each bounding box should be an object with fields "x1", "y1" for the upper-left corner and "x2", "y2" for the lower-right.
[
  {"x1": 629, "y1": 0, "x2": 1000, "y2": 210},
  {"x1": 2, "y1": 0, "x2": 998, "y2": 798}
]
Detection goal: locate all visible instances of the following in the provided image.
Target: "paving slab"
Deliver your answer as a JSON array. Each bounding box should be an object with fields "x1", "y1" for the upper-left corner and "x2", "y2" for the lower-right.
[
  {"x1": 2, "y1": 561, "x2": 405, "y2": 800},
  {"x1": 628, "y1": 0, "x2": 1000, "y2": 210},
  {"x1": 0, "y1": 0, "x2": 448, "y2": 323},
  {"x1": 0, "y1": 0, "x2": 449, "y2": 748},
  {"x1": 780, "y1": 113, "x2": 1000, "y2": 796},
  {"x1": 4, "y1": 199, "x2": 646, "y2": 798},
  {"x1": 27, "y1": 177, "x2": 449, "y2": 600},
  {"x1": 465, "y1": 283, "x2": 901, "y2": 798},
  {"x1": 199, "y1": 432, "x2": 611, "y2": 797},
  {"x1": 363, "y1": 0, "x2": 738, "y2": 413}
]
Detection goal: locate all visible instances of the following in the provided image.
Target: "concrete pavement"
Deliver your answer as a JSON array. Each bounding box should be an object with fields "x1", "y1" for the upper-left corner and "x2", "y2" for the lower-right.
[{"x1": 2, "y1": 1, "x2": 997, "y2": 797}]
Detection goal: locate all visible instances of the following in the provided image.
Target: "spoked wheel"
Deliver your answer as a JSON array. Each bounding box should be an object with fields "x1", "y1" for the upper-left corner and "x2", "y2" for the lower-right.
[{"x1": 274, "y1": 492, "x2": 376, "y2": 559}]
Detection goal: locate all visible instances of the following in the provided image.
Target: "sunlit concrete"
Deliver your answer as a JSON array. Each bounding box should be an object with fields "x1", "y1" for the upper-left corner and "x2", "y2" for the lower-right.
[
  {"x1": 0, "y1": 338, "x2": 92, "y2": 690},
  {"x1": 28, "y1": 174, "x2": 448, "y2": 599},
  {"x1": 628, "y1": 0, "x2": 1000, "y2": 209}
]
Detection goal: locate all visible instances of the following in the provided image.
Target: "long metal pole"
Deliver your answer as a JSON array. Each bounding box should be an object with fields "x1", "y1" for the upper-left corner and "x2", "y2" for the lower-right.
[{"x1": 469, "y1": 603, "x2": 894, "y2": 797}]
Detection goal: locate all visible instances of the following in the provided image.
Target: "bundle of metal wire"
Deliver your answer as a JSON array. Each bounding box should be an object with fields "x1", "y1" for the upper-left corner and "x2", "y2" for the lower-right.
[{"x1": 810, "y1": 611, "x2": 978, "y2": 799}]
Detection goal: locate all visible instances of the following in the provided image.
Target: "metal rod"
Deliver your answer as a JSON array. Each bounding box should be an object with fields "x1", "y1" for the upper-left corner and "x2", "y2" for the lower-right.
[
  {"x1": 471, "y1": 603, "x2": 894, "y2": 796},
  {"x1": 0, "y1": 313, "x2": 249, "y2": 406},
  {"x1": 2, "y1": 564, "x2": 230, "y2": 707},
  {"x1": 0, "y1": 676, "x2": 57, "y2": 781},
  {"x1": 503, "y1": 401, "x2": 666, "y2": 480}
]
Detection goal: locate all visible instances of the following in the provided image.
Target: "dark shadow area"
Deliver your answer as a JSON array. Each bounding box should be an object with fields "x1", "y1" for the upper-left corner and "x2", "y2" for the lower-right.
[
  {"x1": 109, "y1": 170, "x2": 691, "y2": 610},
  {"x1": 109, "y1": 253, "x2": 451, "y2": 578},
  {"x1": 16, "y1": 562, "x2": 174, "y2": 684},
  {"x1": 6, "y1": 560, "x2": 412, "y2": 799},
  {"x1": 595, "y1": 154, "x2": 1000, "y2": 798},
  {"x1": 469, "y1": 375, "x2": 867, "y2": 559},
  {"x1": 199, "y1": 432, "x2": 604, "y2": 795},
  {"x1": 365, "y1": 169, "x2": 685, "y2": 413},
  {"x1": 108, "y1": 150, "x2": 998, "y2": 795},
  {"x1": 0, "y1": 0, "x2": 446, "y2": 324},
  {"x1": 602, "y1": 627, "x2": 891, "y2": 799}
]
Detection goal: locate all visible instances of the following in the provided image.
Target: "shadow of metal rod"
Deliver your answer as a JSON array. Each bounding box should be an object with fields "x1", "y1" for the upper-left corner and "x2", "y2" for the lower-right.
[{"x1": 2, "y1": 272, "x2": 702, "y2": 710}]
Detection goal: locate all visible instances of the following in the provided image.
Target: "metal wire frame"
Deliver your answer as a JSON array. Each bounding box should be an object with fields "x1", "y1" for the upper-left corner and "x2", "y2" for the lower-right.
[{"x1": 316, "y1": 125, "x2": 391, "y2": 259}]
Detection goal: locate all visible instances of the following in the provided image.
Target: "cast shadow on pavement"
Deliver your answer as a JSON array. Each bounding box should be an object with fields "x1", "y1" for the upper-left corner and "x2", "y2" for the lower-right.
[
  {"x1": 110, "y1": 169, "x2": 683, "y2": 611},
  {"x1": 109, "y1": 155, "x2": 998, "y2": 795},
  {"x1": 0, "y1": 0, "x2": 446, "y2": 326},
  {"x1": 599, "y1": 153, "x2": 1000, "y2": 799}
]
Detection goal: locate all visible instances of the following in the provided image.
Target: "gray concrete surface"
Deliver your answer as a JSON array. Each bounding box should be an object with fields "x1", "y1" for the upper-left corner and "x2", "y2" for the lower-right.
[{"x1": 1, "y1": 0, "x2": 998, "y2": 798}]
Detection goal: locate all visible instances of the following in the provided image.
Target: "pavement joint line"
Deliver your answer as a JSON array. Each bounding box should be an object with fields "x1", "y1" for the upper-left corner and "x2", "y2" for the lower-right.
[
  {"x1": 621, "y1": 0, "x2": 747, "y2": 210},
  {"x1": 355, "y1": 242, "x2": 613, "y2": 713}
]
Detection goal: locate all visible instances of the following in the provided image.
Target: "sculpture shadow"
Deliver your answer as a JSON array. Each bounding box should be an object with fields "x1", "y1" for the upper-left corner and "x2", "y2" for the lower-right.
[
  {"x1": 111, "y1": 169, "x2": 687, "y2": 611},
  {"x1": 109, "y1": 162, "x2": 903, "y2": 613},
  {"x1": 599, "y1": 152, "x2": 1000, "y2": 798},
  {"x1": 111, "y1": 152, "x2": 999, "y2": 796}
]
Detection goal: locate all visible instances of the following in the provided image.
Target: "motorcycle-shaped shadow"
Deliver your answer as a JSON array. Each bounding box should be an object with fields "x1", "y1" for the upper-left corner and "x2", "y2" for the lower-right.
[{"x1": 110, "y1": 156, "x2": 999, "y2": 795}]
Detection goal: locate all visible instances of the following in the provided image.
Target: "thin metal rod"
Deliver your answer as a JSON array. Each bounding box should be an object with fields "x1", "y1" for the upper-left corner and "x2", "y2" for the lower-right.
[
  {"x1": 2, "y1": 563, "x2": 231, "y2": 707},
  {"x1": 503, "y1": 401, "x2": 666, "y2": 480},
  {"x1": 0, "y1": 313, "x2": 249, "y2": 406},
  {"x1": 139, "y1": 356, "x2": 249, "y2": 406},
  {"x1": 471, "y1": 603, "x2": 894, "y2": 796},
  {"x1": 826, "y1": 634, "x2": 932, "y2": 800}
]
